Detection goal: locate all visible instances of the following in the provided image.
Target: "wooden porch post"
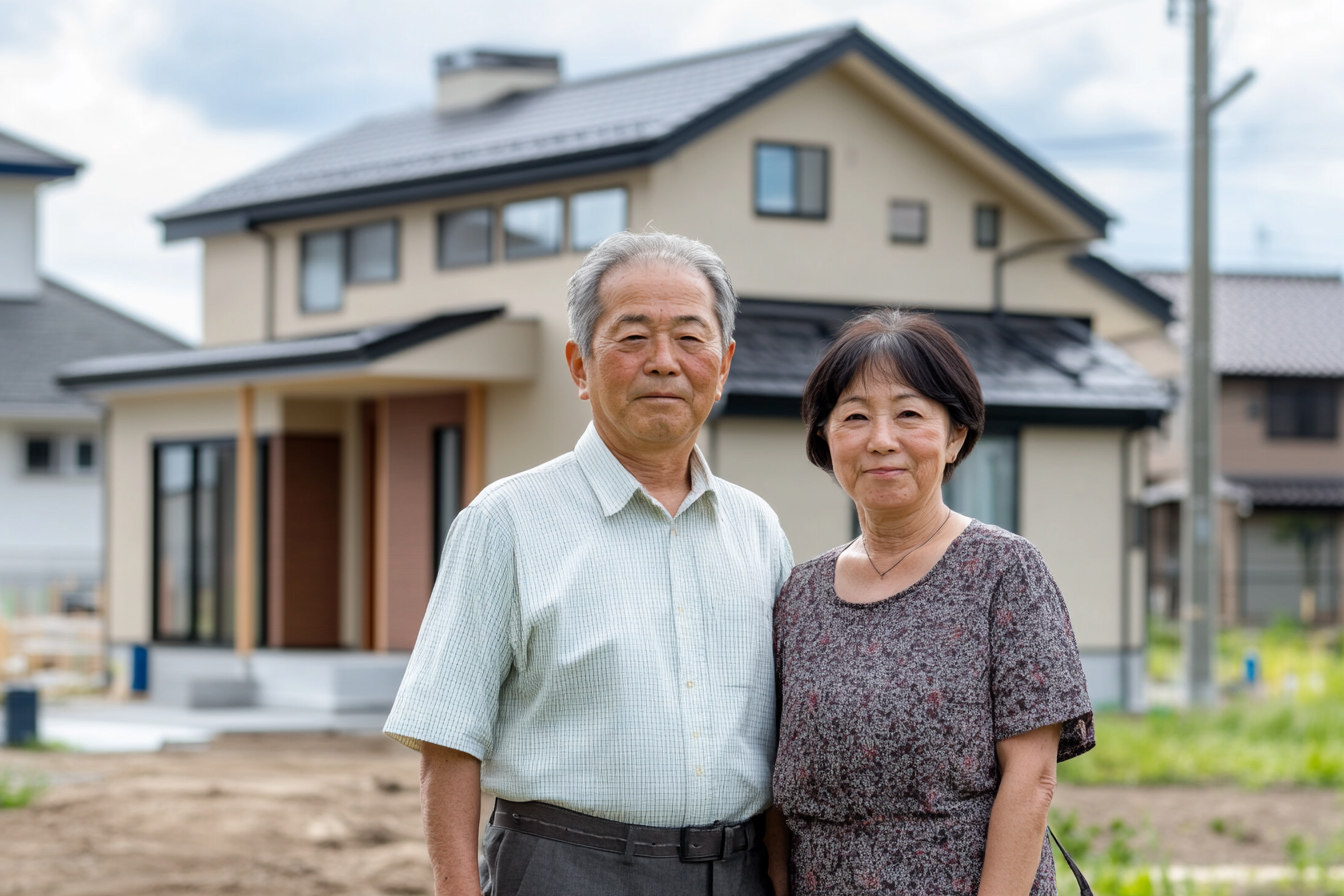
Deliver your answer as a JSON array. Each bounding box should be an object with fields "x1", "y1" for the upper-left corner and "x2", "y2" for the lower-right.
[
  {"x1": 234, "y1": 384, "x2": 256, "y2": 658},
  {"x1": 463, "y1": 384, "x2": 487, "y2": 504},
  {"x1": 372, "y1": 396, "x2": 391, "y2": 652}
]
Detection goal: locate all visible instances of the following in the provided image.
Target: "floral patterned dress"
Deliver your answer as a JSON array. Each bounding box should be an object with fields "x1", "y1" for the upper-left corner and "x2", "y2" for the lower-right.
[{"x1": 772, "y1": 521, "x2": 1095, "y2": 895}]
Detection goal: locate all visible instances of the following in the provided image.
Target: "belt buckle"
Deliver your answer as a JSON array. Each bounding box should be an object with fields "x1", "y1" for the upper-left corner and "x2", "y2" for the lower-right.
[{"x1": 679, "y1": 823, "x2": 727, "y2": 863}]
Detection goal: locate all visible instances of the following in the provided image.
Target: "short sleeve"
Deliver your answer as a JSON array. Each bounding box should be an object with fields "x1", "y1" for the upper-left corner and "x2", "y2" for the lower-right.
[
  {"x1": 989, "y1": 542, "x2": 1095, "y2": 762},
  {"x1": 773, "y1": 525, "x2": 795, "y2": 600},
  {"x1": 383, "y1": 504, "x2": 518, "y2": 758}
]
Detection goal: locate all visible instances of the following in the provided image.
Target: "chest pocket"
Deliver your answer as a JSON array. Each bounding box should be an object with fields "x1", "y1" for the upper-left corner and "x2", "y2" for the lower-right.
[{"x1": 701, "y1": 545, "x2": 776, "y2": 694}]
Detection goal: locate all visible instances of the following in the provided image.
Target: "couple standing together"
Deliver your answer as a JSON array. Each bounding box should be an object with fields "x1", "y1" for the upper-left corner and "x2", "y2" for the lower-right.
[{"x1": 385, "y1": 232, "x2": 1095, "y2": 896}]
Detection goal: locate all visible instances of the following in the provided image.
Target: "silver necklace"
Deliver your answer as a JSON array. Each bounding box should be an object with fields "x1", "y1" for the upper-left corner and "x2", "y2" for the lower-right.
[{"x1": 861, "y1": 508, "x2": 953, "y2": 578}]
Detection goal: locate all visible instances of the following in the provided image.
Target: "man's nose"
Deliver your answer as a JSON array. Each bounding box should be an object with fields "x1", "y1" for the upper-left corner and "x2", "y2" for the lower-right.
[{"x1": 644, "y1": 334, "x2": 680, "y2": 375}]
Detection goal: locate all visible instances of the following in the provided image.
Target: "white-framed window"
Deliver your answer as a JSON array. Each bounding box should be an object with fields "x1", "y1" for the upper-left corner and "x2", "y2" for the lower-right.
[
  {"x1": 300, "y1": 219, "x2": 399, "y2": 313},
  {"x1": 755, "y1": 142, "x2": 828, "y2": 219},
  {"x1": 889, "y1": 200, "x2": 928, "y2": 244},
  {"x1": 570, "y1": 187, "x2": 628, "y2": 251},
  {"x1": 23, "y1": 435, "x2": 56, "y2": 474},
  {"x1": 974, "y1": 204, "x2": 1001, "y2": 249},
  {"x1": 76, "y1": 437, "x2": 97, "y2": 472}
]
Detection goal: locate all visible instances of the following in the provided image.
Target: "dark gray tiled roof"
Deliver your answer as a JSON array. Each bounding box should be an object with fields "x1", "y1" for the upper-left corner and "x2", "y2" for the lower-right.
[
  {"x1": 1227, "y1": 476, "x2": 1344, "y2": 508},
  {"x1": 0, "y1": 280, "x2": 185, "y2": 412},
  {"x1": 159, "y1": 26, "x2": 1109, "y2": 238},
  {"x1": 723, "y1": 299, "x2": 1170, "y2": 425},
  {"x1": 0, "y1": 127, "x2": 81, "y2": 178},
  {"x1": 1139, "y1": 271, "x2": 1344, "y2": 378},
  {"x1": 57, "y1": 306, "x2": 504, "y2": 389}
]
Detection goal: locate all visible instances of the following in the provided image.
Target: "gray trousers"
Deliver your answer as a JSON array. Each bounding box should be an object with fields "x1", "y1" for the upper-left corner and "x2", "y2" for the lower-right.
[{"x1": 480, "y1": 824, "x2": 772, "y2": 896}]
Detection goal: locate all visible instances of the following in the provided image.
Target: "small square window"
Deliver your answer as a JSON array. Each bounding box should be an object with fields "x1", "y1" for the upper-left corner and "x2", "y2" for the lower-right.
[
  {"x1": 439, "y1": 207, "x2": 493, "y2": 268},
  {"x1": 974, "y1": 204, "x2": 1001, "y2": 249},
  {"x1": 347, "y1": 220, "x2": 398, "y2": 283},
  {"x1": 24, "y1": 436, "x2": 55, "y2": 474},
  {"x1": 301, "y1": 230, "x2": 345, "y2": 313},
  {"x1": 76, "y1": 438, "x2": 96, "y2": 471},
  {"x1": 754, "y1": 143, "x2": 828, "y2": 219},
  {"x1": 889, "y1": 201, "x2": 928, "y2": 244},
  {"x1": 503, "y1": 197, "x2": 563, "y2": 260},
  {"x1": 570, "y1": 188, "x2": 628, "y2": 251}
]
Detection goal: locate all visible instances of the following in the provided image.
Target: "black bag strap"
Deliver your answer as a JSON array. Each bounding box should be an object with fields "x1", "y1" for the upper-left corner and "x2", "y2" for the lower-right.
[{"x1": 1047, "y1": 826, "x2": 1092, "y2": 896}]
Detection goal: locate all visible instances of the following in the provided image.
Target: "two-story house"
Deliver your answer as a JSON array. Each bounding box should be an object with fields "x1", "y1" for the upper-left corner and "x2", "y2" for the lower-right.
[
  {"x1": 1140, "y1": 272, "x2": 1344, "y2": 627},
  {"x1": 61, "y1": 27, "x2": 1172, "y2": 710},
  {"x1": 0, "y1": 126, "x2": 183, "y2": 659}
]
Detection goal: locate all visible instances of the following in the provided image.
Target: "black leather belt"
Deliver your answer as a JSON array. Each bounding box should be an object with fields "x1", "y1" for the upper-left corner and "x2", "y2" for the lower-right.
[{"x1": 490, "y1": 798, "x2": 764, "y2": 863}]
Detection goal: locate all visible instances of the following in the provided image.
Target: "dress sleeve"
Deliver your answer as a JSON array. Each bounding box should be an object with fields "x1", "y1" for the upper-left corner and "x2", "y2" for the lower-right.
[
  {"x1": 383, "y1": 503, "x2": 519, "y2": 759},
  {"x1": 989, "y1": 540, "x2": 1095, "y2": 762}
]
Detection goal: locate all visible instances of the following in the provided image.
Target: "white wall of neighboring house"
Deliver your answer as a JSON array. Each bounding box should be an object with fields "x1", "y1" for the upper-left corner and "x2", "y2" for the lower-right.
[
  {"x1": 0, "y1": 418, "x2": 103, "y2": 614},
  {"x1": 0, "y1": 179, "x2": 41, "y2": 299}
]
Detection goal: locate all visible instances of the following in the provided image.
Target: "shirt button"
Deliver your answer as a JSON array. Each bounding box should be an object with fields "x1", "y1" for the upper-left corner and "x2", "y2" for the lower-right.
[
  {"x1": 695, "y1": 766, "x2": 703, "y2": 776},
  {"x1": 692, "y1": 731, "x2": 700, "y2": 739},
  {"x1": 671, "y1": 527, "x2": 678, "y2": 537},
  {"x1": 687, "y1": 680, "x2": 694, "y2": 688}
]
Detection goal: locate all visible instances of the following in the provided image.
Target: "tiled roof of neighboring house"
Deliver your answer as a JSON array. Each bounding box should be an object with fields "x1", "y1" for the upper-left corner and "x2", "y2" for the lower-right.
[
  {"x1": 158, "y1": 26, "x2": 1109, "y2": 239},
  {"x1": 0, "y1": 280, "x2": 185, "y2": 417},
  {"x1": 1226, "y1": 476, "x2": 1344, "y2": 509},
  {"x1": 1139, "y1": 271, "x2": 1344, "y2": 377},
  {"x1": 0, "y1": 127, "x2": 81, "y2": 178},
  {"x1": 57, "y1": 306, "x2": 504, "y2": 389},
  {"x1": 723, "y1": 299, "x2": 1170, "y2": 426}
]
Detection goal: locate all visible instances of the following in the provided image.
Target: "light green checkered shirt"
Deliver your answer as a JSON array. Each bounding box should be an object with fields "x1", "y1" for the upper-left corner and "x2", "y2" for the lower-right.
[{"x1": 384, "y1": 423, "x2": 793, "y2": 827}]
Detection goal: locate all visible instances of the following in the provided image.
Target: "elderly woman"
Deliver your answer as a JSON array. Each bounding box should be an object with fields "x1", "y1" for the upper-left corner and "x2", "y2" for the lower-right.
[{"x1": 770, "y1": 310, "x2": 1094, "y2": 896}]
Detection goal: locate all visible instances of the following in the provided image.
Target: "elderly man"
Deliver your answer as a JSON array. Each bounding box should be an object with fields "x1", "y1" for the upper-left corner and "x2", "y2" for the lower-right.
[{"x1": 384, "y1": 231, "x2": 793, "y2": 896}]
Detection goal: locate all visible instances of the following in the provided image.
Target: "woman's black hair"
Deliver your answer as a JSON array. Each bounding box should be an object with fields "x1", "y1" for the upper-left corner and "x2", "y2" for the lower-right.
[{"x1": 801, "y1": 309, "x2": 986, "y2": 482}]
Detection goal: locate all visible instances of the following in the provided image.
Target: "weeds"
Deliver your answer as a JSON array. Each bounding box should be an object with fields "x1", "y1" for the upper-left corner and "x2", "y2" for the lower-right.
[{"x1": 0, "y1": 768, "x2": 45, "y2": 809}]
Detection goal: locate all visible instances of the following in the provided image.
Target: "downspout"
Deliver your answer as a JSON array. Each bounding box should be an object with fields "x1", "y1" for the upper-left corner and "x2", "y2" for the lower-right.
[
  {"x1": 248, "y1": 225, "x2": 276, "y2": 341},
  {"x1": 1120, "y1": 428, "x2": 1133, "y2": 712},
  {"x1": 992, "y1": 238, "x2": 1092, "y2": 317}
]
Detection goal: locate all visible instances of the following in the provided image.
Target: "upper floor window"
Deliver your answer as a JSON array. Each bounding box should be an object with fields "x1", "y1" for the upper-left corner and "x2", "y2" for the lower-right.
[
  {"x1": 24, "y1": 435, "x2": 55, "y2": 474},
  {"x1": 1268, "y1": 380, "x2": 1338, "y2": 440},
  {"x1": 76, "y1": 438, "x2": 96, "y2": 472},
  {"x1": 504, "y1": 197, "x2": 563, "y2": 260},
  {"x1": 438, "y1": 207, "x2": 494, "y2": 268},
  {"x1": 889, "y1": 200, "x2": 928, "y2": 244},
  {"x1": 570, "y1": 187, "x2": 628, "y2": 251},
  {"x1": 755, "y1": 143, "x2": 827, "y2": 219},
  {"x1": 300, "y1": 220, "x2": 399, "y2": 313},
  {"x1": 974, "y1": 204, "x2": 1001, "y2": 248}
]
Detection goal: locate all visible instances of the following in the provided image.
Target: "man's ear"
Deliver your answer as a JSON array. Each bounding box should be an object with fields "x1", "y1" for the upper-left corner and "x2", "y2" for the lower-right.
[
  {"x1": 715, "y1": 340, "x2": 736, "y2": 400},
  {"x1": 565, "y1": 340, "x2": 590, "y2": 401}
]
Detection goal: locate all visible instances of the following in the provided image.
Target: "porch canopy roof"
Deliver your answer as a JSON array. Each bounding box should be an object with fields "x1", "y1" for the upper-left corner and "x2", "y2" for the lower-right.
[
  {"x1": 56, "y1": 305, "x2": 538, "y2": 395},
  {"x1": 722, "y1": 298, "x2": 1171, "y2": 428},
  {"x1": 1227, "y1": 477, "x2": 1344, "y2": 509}
]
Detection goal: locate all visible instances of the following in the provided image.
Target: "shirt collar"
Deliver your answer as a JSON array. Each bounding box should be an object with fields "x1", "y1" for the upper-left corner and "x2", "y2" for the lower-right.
[{"x1": 574, "y1": 422, "x2": 717, "y2": 518}]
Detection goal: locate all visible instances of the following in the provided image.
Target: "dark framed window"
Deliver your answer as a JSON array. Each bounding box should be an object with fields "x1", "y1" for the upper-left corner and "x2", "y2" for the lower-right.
[
  {"x1": 754, "y1": 143, "x2": 827, "y2": 219},
  {"x1": 503, "y1": 197, "x2": 563, "y2": 259},
  {"x1": 76, "y1": 438, "x2": 96, "y2": 472},
  {"x1": 570, "y1": 187, "x2": 628, "y2": 251},
  {"x1": 974, "y1": 204, "x2": 1001, "y2": 248},
  {"x1": 152, "y1": 439, "x2": 266, "y2": 644},
  {"x1": 438, "y1": 207, "x2": 494, "y2": 268},
  {"x1": 23, "y1": 436, "x2": 55, "y2": 474},
  {"x1": 300, "y1": 219, "x2": 399, "y2": 313},
  {"x1": 1268, "y1": 380, "x2": 1339, "y2": 440},
  {"x1": 943, "y1": 431, "x2": 1018, "y2": 532},
  {"x1": 889, "y1": 200, "x2": 928, "y2": 244},
  {"x1": 433, "y1": 426, "x2": 463, "y2": 573}
]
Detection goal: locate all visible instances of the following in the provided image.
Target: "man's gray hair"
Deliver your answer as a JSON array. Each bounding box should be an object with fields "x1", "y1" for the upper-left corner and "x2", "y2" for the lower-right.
[{"x1": 566, "y1": 231, "x2": 738, "y2": 358}]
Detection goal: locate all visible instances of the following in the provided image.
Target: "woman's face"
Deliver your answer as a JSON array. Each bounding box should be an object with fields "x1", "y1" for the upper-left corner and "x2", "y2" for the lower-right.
[{"x1": 825, "y1": 368, "x2": 968, "y2": 516}]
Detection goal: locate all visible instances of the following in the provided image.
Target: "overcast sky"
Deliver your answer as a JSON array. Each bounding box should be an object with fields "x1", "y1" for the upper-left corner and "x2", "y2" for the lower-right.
[{"x1": 2, "y1": 0, "x2": 1340, "y2": 342}]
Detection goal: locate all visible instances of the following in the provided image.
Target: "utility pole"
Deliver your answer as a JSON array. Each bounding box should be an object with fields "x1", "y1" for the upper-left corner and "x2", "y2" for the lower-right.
[{"x1": 1181, "y1": 0, "x2": 1253, "y2": 706}]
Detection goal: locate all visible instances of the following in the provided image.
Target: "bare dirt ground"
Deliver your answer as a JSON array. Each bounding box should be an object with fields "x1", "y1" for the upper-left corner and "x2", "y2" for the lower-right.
[{"x1": 2, "y1": 733, "x2": 1343, "y2": 895}]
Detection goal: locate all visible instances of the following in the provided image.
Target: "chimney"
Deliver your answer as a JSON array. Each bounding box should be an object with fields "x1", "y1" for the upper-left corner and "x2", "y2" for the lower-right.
[{"x1": 435, "y1": 49, "x2": 561, "y2": 115}]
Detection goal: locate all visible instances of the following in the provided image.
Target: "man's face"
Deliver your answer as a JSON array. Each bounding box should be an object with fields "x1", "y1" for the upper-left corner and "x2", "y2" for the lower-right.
[{"x1": 566, "y1": 262, "x2": 734, "y2": 456}]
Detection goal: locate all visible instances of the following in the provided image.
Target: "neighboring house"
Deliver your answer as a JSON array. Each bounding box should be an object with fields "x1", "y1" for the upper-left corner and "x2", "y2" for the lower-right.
[
  {"x1": 61, "y1": 27, "x2": 1173, "y2": 710},
  {"x1": 0, "y1": 128, "x2": 185, "y2": 618},
  {"x1": 1139, "y1": 272, "x2": 1344, "y2": 627}
]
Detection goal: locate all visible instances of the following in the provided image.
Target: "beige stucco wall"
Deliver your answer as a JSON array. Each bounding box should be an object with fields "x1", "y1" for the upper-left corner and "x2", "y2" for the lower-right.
[
  {"x1": 201, "y1": 231, "x2": 268, "y2": 347},
  {"x1": 1221, "y1": 377, "x2": 1344, "y2": 477},
  {"x1": 1019, "y1": 426, "x2": 1125, "y2": 651},
  {"x1": 709, "y1": 417, "x2": 853, "y2": 564}
]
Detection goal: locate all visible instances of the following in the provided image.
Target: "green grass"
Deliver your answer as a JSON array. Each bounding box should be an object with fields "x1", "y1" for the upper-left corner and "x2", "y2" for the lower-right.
[{"x1": 0, "y1": 768, "x2": 44, "y2": 809}]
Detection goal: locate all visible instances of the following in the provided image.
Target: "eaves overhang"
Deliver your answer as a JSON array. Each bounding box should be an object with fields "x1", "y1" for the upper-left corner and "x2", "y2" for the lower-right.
[
  {"x1": 158, "y1": 27, "x2": 1111, "y2": 241},
  {"x1": 1069, "y1": 255, "x2": 1174, "y2": 324},
  {"x1": 57, "y1": 306, "x2": 506, "y2": 391}
]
